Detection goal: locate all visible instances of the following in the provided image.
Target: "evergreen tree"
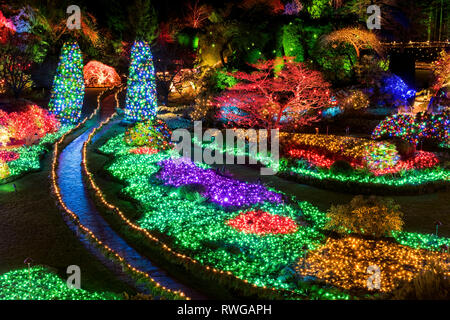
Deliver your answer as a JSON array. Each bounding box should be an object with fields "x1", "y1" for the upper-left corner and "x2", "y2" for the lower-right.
[
  {"x1": 48, "y1": 42, "x2": 85, "y2": 124},
  {"x1": 124, "y1": 40, "x2": 158, "y2": 121},
  {"x1": 128, "y1": 0, "x2": 158, "y2": 43}
]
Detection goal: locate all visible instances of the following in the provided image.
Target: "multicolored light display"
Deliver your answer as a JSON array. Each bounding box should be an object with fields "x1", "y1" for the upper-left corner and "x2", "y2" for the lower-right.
[
  {"x1": 90, "y1": 114, "x2": 449, "y2": 300},
  {"x1": 97, "y1": 132, "x2": 347, "y2": 299},
  {"x1": 48, "y1": 42, "x2": 85, "y2": 124},
  {"x1": 0, "y1": 104, "x2": 60, "y2": 145},
  {"x1": 124, "y1": 119, "x2": 172, "y2": 150},
  {"x1": 193, "y1": 132, "x2": 449, "y2": 187},
  {"x1": 51, "y1": 87, "x2": 188, "y2": 300},
  {"x1": 372, "y1": 112, "x2": 449, "y2": 145},
  {"x1": 0, "y1": 125, "x2": 72, "y2": 182},
  {"x1": 124, "y1": 41, "x2": 158, "y2": 121}
]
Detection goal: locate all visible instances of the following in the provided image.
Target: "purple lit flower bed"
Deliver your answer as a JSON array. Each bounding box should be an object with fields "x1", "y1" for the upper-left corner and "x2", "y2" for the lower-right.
[{"x1": 156, "y1": 158, "x2": 283, "y2": 207}]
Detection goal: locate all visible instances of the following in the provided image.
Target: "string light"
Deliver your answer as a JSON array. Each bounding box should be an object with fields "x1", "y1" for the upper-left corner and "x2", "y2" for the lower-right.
[
  {"x1": 84, "y1": 60, "x2": 121, "y2": 88},
  {"x1": 48, "y1": 42, "x2": 85, "y2": 124},
  {"x1": 192, "y1": 133, "x2": 449, "y2": 187},
  {"x1": 281, "y1": 133, "x2": 400, "y2": 170},
  {"x1": 124, "y1": 41, "x2": 158, "y2": 122},
  {"x1": 372, "y1": 112, "x2": 449, "y2": 145},
  {"x1": 0, "y1": 106, "x2": 71, "y2": 182},
  {"x1": 50, "y1": 86, "x2": 188, "y2": 300},
  {"x1": 296, "y1": 237, "x2": 450, "y2": 292},
  {"x1": 85, "y1": 100, "x2": 449, "y2": 300},
  {"x1": 90, "y1": 118, "x2": 348, "y2": 299},
  {"x1": 124, "y1": 119, "x2": 172, "y2": 150}
]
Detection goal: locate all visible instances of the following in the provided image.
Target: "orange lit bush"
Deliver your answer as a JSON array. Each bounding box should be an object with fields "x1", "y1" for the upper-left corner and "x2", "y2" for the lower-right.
[
  {"x1": 296, "y1": 237, "x2": 450, "y2": 292},
  {"x1": 83, "y1": 60, "x2": 121, "y2": 88}
]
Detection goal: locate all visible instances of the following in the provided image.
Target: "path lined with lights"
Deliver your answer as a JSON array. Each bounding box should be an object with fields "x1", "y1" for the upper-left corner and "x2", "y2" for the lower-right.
[{"x1": 54, "y1": 90, "x2": 204, "y2": 299}]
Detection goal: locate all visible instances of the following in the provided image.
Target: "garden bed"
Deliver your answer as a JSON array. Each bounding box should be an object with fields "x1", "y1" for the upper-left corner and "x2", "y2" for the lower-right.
[
  {"x1": 86, "y1": 124, "x2": 450, "y2": 299},
  {"x1": 192, "y1": 132, "x2": 450, "y2": 195},
  {"x1": 0, "y1": 125, "x2": 73, "y2": 184}
]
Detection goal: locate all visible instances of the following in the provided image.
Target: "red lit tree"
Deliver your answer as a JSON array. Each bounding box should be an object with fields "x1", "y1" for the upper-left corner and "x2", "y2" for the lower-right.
[{"x1": 216, "y1": 58, "x2": 333, "y2": 130}]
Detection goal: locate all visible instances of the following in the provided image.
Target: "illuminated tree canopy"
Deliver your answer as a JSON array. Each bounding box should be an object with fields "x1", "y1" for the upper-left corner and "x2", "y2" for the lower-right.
[{"x1": 321, "y1": 28, "x2": 383, "y2": 58}]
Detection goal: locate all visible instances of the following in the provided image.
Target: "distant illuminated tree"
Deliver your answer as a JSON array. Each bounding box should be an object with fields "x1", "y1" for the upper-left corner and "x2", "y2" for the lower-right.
[
  {"x1": 321, "y1": 28, "x2": 383, "y2": 59},
  {"x1": 36, "y1": 10, "x2": 101, "y2": 50},
  {"x1": 216, "y1": 58, "x2": 332, "y2": 130},
  {"x1": 305, "y1": 0, "x2": 330, "y2": 18},
  {"x1": 431, "y1": 50, "x2": 450, "y2": 92},
  {"x1": 184, "y1": 0, "x2": 211, "y2": 29},
  {"x1": 239, "y1": 0, "x2": 285, "y2": 14},
  {"x1": 283, "y1": 0, "x2": 303, "y2": 15}
]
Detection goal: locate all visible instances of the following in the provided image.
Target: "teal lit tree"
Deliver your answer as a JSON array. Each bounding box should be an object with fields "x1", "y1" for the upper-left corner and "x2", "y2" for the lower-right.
[
  {"x1": 124, "y1": 40, "x2": 158, "y2": 122},
  {"x1": 48, "y1": 42, "x2": 84, "y2": 124}
]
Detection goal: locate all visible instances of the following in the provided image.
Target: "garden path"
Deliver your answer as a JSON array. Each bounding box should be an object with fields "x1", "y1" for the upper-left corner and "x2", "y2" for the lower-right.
[{"x1": 56, "y1": 91, "x2": 205, "y2": 299}]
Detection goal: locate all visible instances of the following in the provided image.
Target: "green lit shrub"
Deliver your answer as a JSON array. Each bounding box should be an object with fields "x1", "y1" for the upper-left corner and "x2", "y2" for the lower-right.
[{"x1": 124, "y1": 119, "x2": 173, "y2": 150}]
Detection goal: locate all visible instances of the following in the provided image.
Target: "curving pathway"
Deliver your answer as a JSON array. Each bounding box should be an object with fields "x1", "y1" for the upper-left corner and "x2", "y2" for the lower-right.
[{"x1": 56, "y1": 91, "x2": 205, "y2": 299}]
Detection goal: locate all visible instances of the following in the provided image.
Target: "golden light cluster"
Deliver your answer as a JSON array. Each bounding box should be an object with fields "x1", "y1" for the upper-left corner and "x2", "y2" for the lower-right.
[{"x1": 296, "y1": 237, "x2": 450, "y2": 292}]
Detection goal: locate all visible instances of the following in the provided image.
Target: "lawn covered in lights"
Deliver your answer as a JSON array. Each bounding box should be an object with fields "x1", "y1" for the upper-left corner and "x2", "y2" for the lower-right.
[
  {"x1": 98, "y1": 132, "x2": 450, "y2": 298},
  {"x1": 0, "y1": 266, "x2": 119, "y2": 300}
]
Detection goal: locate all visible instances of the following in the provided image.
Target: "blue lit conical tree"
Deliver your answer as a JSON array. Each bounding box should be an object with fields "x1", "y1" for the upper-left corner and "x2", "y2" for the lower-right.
[
  {"x1": 48, "y1": 42, "x2": 85, "y2": 124},
  {"x1": 124, "y1": 40, "x2": 158, "y2": 122}
]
